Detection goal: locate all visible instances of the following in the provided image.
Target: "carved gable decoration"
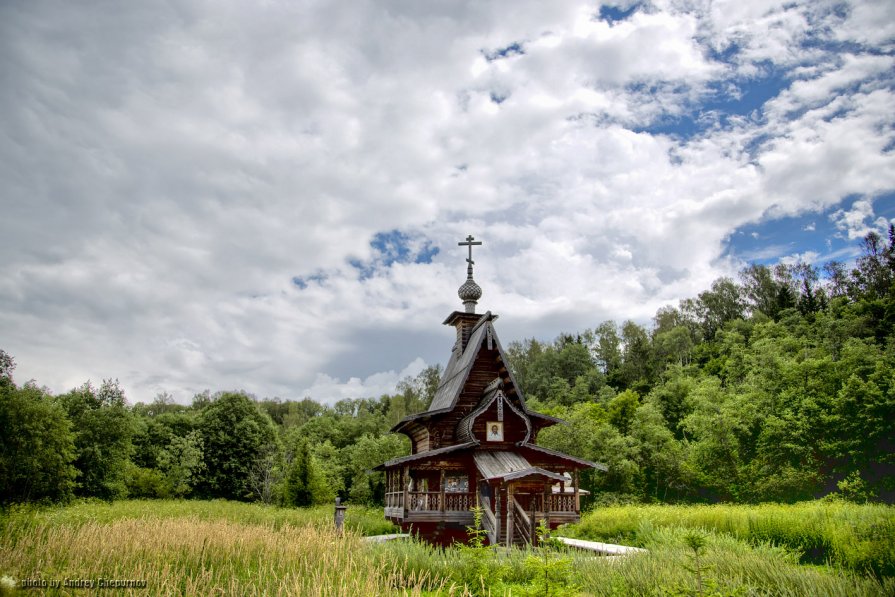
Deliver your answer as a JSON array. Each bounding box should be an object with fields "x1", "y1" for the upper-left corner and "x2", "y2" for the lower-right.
[{"x1": 455, "y1": 380, "x2": 532, "y2": 445}]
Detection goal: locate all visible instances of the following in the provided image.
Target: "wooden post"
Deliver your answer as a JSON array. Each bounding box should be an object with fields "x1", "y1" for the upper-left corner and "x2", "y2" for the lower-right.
[
  {"x1": 403, "y1": 466, "x2": 410, "y2": 514},
  {"x1": 440, "y1": 469, "x2": 446, "y2": 513},
  {"x1": 530, "y1": 496, "x2": 537, "y2": 547},
  {"x1": 506, "y1": 483, "x2": 514, "y2": 547},
  {"x1": 334, "y1": 497, "x2": 347, "y2": 535},
  {"x1": 544, "y1": 485, "x2": 551, "y2": 531},
  {"x1": 573, "y1": 471, "x2": 580, "y2": 514},
  {"x1": 494, "y1": 484, "x2": 501, "y2": 545}
]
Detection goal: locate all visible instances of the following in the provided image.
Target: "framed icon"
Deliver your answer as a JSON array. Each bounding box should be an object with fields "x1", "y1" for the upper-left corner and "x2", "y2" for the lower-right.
[
  {"x1": 486, "y1": 421, "x2": 504, "y2": 441},
  {"x1": 445, "y1": 475, "x2": 468, "y2": 493}
]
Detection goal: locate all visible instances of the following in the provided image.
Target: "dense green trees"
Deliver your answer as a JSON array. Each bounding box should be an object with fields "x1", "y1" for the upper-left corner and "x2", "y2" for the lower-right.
[
  {"x1": 58, "y1": 380, "x2": 135, "y2": 500},
  {"x1": 1, "y1": 227, "x2": 892, "y2": 508},
  {"x1": 519, "y1": 227, "x2": 895, "y2": 504},
  {"x1": 0, "y1": 358, "x2": 77, "y2": 503},
  {"x1": 197, "y1": 392, "x2": 280, "y2": 501}
]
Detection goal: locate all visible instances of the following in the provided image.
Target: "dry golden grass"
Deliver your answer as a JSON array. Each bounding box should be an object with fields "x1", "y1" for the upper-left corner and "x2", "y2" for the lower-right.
[{"x1": 1, "y1": 516, "x2": 446, "y2": 596}]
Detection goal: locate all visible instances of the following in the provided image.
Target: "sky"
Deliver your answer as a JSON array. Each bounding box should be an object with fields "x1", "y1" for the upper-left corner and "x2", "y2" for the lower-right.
[{"x1": 1, "y1": 0, "x2": 894, "y2": 405}]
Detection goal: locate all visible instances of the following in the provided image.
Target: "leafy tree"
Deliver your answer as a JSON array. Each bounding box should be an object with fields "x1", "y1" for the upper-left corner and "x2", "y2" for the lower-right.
[
  {"x1": 342, "y1": 433, "x2": 408, "y2": 504},
  {"x1": 692, "y1": 277, "x2": 745, "y2": 340},
  {"x1": 158, "y1": 430, "x2": 205, "y2": 497},
  {"x1": 630, "y1": 403, "x2": 690, "y2": 501},
  {"x1": 591, "y1": 321, "x2": 623, "y2": 381},
  {"x1": 607, "y1": 390, "x2": 640, "y2": 436},
  {"x1": 681, "y1": 378, "x2": 744, "y2": 501},
  {"x1": 653, "y1": 325, "x2": 694, "y2": 368},
  {"x1": 248, "y1": 442, "x2": 284, "y2": 504},
  {"x1": 281, "y1": 397, "x2": 324, "y2": 428},
  {"x1": 619, "y1": 320, "x2": 652, "y2": 391},
  {"x1": 58, "y1": 379, "x2": 135, "y2": 500},
  {"x1": 196, "y1": 391, "x2": 279, "y2": 500},
  {"x1": 0, "y1": 349, "x2": 14, "y2": 383},
  {"x1": 0, "y1": 378, "x2": 77, "y2": 503}
]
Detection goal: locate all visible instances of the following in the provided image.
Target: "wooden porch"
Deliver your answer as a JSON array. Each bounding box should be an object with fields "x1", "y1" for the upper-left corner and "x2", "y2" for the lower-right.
[{"x1": 385, "y1": 486, "x2": 581, "y2": 546}]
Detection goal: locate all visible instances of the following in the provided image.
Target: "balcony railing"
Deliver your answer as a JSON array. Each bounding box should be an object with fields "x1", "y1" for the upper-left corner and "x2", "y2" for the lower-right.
[
  {"x1": 385, "y1": 491, "x2": 474, "y2": 512},
  {"x1": 513, "y1": 493, "x2": 577, "y2": 514}
]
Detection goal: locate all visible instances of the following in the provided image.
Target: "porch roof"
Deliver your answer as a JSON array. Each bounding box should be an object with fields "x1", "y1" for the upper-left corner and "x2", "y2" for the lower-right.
[{"x1": 473, "y1": 451, "x2": 568, "y2": 483}]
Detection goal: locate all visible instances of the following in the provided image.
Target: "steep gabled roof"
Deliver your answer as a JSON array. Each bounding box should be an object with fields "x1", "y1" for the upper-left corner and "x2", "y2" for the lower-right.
[
  {"x1": 427, "y1": 316, "x2": 491, "y2": 412},
  {"x1": 393, "y1": 311, "x2": 555, "y2": 433}
]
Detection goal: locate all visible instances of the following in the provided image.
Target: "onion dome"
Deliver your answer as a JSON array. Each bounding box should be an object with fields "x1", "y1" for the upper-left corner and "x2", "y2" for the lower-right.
[{"x1": 458, "y1": 266, "x2": 483, "y2": 313}]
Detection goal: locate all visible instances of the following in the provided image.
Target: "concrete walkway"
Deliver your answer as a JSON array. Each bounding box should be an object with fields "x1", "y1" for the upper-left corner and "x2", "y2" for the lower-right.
[
  {"x1": 555, "y1": 537, "x2": 647, "y2": 556},
  {"x1": 362, "y1": 533, "x2": 412, "y2": 543}
]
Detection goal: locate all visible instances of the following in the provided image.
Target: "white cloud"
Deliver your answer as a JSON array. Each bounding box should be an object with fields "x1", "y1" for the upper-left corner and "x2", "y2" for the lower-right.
[
  {"x1": 298, "y1": 358, "x2": 427, "y2": 403},
  {"x1": 830, "y1": 199, "x2": 891, "y2": 240},
  {"x1": 0, "y1": 0, "x2": 893, "y2": 404}
]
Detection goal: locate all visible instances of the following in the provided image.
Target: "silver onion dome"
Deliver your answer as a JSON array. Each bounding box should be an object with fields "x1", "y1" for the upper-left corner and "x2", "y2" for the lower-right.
[{"x1": 458, "y1": 272, "x2": 483, "y2": 313}]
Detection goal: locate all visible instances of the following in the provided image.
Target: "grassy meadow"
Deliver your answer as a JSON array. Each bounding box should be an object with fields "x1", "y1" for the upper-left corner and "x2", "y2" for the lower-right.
[{"x1": 1, "y1": 499, "x2": 893, "y2": 596}]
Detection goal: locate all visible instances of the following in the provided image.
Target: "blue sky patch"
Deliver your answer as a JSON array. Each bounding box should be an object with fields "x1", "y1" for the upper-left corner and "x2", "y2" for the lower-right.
[
  {"x1": 483, "y1": 42, "x2": 524, "y2": 62},
  {"x1": 348, "y1": 230, "x2": 440, "y2": 280},
  {"x1": 724, "y1": 195, "x2": 895, "y2": 267},
  {"x1": 632, "y1": 70, "x2": 790, "y2": 141},
  {"x1": 370, "y1": 230, "x2": 413, "y2": 265},
  {"x1": 598, "y1": 3, "x2": 639, "y2": 24},
  {"x1": 292, "y1": 271, "x2": 328, "y2": 289}
]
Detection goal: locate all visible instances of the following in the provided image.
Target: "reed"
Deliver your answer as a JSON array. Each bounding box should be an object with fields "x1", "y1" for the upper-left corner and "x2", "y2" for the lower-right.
[
  {"x1": 566, "y1": 501, "x2": 895, "y2": 576},
  {"x1": 1, "y1": 512, "x2": 440, "y2": 596},
  {"x1": 2, "y1": 500, "x2": 893, "y2": 596}
]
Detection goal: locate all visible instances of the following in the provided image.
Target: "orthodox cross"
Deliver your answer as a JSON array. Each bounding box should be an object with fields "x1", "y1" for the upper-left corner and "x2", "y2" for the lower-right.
[{"x1": 458, "y1": 234, "x2": 482, "y2": 265}]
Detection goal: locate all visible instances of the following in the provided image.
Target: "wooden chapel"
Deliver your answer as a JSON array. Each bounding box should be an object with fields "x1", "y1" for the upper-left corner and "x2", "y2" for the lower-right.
[{"x1": 377, "y1": 235, "x2": 605, "y2": 546}]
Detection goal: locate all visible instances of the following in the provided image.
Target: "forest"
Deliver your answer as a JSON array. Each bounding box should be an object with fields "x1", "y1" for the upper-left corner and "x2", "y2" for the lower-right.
[{"x1": 1, "y1": 227, "x2": 893, "y2": 509}]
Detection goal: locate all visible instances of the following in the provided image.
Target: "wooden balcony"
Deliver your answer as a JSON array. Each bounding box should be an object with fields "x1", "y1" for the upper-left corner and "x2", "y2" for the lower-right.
[{"x1": 385, "y1": 491, "x2": 476, "y2": 524}]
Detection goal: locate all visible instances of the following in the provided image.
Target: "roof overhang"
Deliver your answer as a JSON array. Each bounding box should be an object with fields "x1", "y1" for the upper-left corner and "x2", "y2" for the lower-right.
[
  {"x1": 518, "y1": 443, "x2": 607, "y2": 471},
  {"x1": 374, "y1": 441, "x2": 478, "y2": 470}
]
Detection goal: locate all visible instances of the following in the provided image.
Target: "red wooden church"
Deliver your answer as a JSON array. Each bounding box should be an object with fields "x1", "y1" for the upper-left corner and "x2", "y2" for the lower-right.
[{"x1": 377, "y1": 236, "x2": 604, "y2": 546}]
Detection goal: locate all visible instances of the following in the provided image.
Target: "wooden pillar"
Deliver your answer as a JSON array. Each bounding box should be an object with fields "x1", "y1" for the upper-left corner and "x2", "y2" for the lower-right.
[
  {"x1": 494, "y1": 483, "x2": 501, "y2": 545},
  {"x1": 573, "y1": 471, "x2": 580, "y2": 514},
  {"x1": 506, "y1": 483, "x2": 514, "y2": 547},
  {"x1": 403, "y1": 466, "x2": 410, "y2": 514},
  {"x1": 543, "y1": 484, "x2": 551, "y2": 530},
  {"x1": 440, "y1": 469, "x2": 446, "y2": 513},
  {"x1": 530, "y1": 497, "x2": 537, "y2": 547}
]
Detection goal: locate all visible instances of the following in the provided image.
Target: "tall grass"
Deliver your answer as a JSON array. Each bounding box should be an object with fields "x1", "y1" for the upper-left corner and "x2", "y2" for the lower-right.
[
  {"x1": 0, "y1": 503, "x2": 439, "y2": 596},
  {"x1": 565, "y1": 501, "x2": 895, "y2": 577},
  {"x1": 574, "y1": 526, "x2": 894, "y2": 597},
  {"x1": 2, "y1": 500, "x2": 893, "y2": 596},
  {"x1": 1, "y1": 498, "x2": 396, "y2": 537}
]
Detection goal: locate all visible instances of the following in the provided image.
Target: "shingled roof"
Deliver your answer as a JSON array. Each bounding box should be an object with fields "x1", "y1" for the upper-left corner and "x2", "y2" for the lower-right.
[{"x1": 393, "y1": 310, "x2": 553, "y2": 433}]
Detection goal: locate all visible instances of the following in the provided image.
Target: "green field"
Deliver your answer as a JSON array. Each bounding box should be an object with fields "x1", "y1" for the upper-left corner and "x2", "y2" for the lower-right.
[{"x1": 1, "y1": 499, "x2": 893, "y2": 596}]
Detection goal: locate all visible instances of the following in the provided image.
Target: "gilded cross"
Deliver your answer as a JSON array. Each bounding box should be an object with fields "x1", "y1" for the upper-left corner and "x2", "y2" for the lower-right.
[{"x1": 458, "y1": 234, "x2": 482, "y2": 265}]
